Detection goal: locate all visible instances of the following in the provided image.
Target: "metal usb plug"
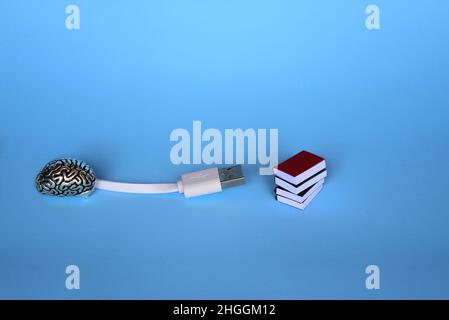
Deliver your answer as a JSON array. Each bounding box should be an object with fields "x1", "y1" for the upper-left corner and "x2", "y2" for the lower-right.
[{"x1": 218, "y1": 165, "x2": 245, "y2": 189}]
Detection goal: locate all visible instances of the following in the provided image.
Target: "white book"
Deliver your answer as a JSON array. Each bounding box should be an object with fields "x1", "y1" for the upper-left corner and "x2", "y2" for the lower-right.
[
  {"x1": 275, "y1": 169, "x2": 327, "y2": 194},
  {"x1": 276, "y1": 185, "x2": 323, "y2": 210},
  {"x1": 275, "y1": 179, "x2": 324, "y2": 203}
]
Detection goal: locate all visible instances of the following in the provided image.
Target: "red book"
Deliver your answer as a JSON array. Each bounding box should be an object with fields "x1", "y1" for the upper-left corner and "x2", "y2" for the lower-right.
[{"x1": 273, "y1": 150, "x2": 326, "y2": 186}]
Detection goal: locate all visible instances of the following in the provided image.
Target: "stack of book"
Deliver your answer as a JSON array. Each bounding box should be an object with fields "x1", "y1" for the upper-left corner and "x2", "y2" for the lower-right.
[{"x1": 273, "y1": 151, "x2": 327, "y2": 210}]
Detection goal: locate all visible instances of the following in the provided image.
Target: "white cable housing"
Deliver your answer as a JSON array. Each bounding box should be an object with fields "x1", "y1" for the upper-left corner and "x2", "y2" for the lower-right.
[{"x1": 180, "y1": 168, "x2": 222, "y2": 198}]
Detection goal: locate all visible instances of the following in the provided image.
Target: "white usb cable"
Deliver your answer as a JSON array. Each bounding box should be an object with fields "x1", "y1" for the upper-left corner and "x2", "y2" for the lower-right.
[
  {"x1": 98, "y1": 166, "x2": 245, "y2": 197},
  {"x1": 35, "y1": 159, "x2": 245, "y2": 198}
]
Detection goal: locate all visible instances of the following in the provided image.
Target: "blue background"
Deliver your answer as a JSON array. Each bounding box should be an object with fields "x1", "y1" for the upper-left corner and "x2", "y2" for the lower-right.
[{"x1": 1, "y1": 1, "x2": 449, "y2": 299}]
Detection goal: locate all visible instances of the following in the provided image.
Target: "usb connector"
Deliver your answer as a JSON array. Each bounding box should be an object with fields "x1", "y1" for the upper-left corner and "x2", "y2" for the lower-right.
[
  {"x1": 218, "y1": 165, "x2": 245, "y2": 189},
  {"x1": 178, "y1": 165, "x2": 245, "y2": 198}
]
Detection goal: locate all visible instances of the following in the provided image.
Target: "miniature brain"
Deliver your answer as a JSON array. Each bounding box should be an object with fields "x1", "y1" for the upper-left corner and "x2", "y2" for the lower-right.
[{"x1": 35, "y1": 158, "x2": 96, "y2": 196}]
